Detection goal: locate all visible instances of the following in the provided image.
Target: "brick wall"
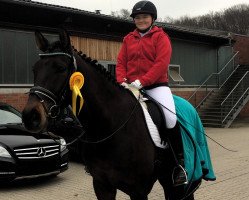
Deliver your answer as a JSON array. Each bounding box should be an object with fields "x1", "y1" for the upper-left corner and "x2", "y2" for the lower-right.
[
  {"x1": 232, "y1": 34, "x2": 249, "y2": 117},
  {"x1": 172, "y1": 90, "x2": 207, "y2": 107},
  {"x1": 233, "y1": 34, "x2": 249, "y2": 65},
  {"x1": 1, "y1": 91, "x2": 249, "y2": 118},
  {"x1": 0, "y1": 91, "x2": 28, "y2": 112},
  {"x1": 239, "y1": 102, "x2": 249, "y2": 118},
  {"x1": 0, "y1": 90, "x2": 202, "y2": 111}
]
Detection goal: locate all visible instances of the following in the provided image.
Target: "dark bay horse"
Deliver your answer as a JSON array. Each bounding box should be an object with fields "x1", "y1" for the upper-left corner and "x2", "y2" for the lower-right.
[{"x1": 22, "y1": 30, "x2": 195, "y2": 200}]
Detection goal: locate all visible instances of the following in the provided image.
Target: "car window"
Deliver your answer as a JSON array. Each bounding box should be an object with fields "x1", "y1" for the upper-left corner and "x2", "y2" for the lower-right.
[{"x1": 0, "y1": 109, "x2": 22, "y2": 125}]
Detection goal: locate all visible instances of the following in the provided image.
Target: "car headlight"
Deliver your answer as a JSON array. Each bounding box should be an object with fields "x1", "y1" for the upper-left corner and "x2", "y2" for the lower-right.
[
  {"x1": 0, "y1": 145, "x2": 12, "y2": 158},
  {"x1": 59, "y1": 138, "x2": 67, "y2": 152}
]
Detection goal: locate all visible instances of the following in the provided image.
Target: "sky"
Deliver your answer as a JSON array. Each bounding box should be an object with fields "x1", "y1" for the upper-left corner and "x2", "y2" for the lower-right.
[{"x1": 33, "y1": 0, "x2": 248, "y2": 19}]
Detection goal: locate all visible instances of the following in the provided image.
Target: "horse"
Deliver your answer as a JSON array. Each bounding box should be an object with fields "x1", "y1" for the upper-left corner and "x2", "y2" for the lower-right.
[{"x1": 22, "y1": 30, "x2": 195, "y2": 200}]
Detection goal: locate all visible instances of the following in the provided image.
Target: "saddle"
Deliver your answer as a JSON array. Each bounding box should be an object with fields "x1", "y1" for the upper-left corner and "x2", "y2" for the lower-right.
[{"x1": 127, "y1": 86, "x2": 169, "y2": 148}]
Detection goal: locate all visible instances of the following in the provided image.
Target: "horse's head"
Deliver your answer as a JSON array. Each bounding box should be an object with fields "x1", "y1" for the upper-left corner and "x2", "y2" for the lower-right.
[{"x1": 22, "y1": 30, "x2": 76, "y2": 133}]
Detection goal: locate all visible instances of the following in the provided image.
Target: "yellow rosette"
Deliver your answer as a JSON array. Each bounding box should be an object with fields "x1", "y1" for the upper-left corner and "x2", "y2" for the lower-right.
[{"x1": 69, "y1": 72, "x2": 84, "y2": 115}]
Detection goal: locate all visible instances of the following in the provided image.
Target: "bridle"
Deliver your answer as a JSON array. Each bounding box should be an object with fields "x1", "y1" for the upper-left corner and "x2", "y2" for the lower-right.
[
  {"x1": 28, "y1": 50, "x2": 140, "y2": 147},
  {"x1": 29, "y1": 52, "x2": 77, "y2": 119}
]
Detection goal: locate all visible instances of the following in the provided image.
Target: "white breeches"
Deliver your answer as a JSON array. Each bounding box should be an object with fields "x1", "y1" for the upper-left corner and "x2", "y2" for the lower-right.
[{"x1": 145, "y1": 86, "x2": 177, "y2": 129}]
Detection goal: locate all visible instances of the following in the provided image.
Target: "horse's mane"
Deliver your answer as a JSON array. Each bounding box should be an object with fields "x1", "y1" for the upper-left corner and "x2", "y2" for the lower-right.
[
  {"x1": 72, "y1": 47, "x2": 135, "y2": 97},
  {"x1": 45, "y1": 39, "x2": 123, "y2": 91},
  {"x1": 73, "y1": 48, "x2": 116, "y2": 83},
  {"x1": 43, "y1": 38, "x2": 136, "y2": 99}
]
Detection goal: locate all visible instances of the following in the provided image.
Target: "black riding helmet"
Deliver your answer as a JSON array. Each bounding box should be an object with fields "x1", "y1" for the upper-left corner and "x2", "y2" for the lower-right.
[{"x1": 130, "y1": 1, "x2": 157, "y2": 20}]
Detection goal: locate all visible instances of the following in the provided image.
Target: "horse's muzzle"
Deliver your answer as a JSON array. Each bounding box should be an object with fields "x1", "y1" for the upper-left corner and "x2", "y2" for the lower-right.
[{"x1": 22, "y1": 103, "x2": 47, "y2": 133}]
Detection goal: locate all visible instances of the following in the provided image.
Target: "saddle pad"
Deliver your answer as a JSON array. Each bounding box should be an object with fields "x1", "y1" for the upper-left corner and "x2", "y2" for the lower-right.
[
  {"x1": 140, "y1": 103, "x2": 168, "y2": 149},
  {"x1": 128, "y1": 86, "x2": 167, "y2": 148}
]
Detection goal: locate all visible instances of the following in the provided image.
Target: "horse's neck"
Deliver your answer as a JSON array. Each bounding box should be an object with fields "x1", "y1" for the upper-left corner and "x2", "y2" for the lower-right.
[{"x1": 77, "y1": 59, "x2": 135, "y2": 134}]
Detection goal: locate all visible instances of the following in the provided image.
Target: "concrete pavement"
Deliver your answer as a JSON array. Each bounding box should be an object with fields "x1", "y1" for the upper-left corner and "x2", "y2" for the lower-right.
[{"x1": 0, "y1": 119, "x2": 249, "y2": 199}]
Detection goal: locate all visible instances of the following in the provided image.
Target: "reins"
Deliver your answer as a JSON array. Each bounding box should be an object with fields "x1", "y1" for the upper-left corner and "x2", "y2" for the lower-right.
[
  {"x1": 32, "y1": 51, "x2": 141, "y2": 146},
  {"x1": 78, "y1": 96, "x2": 140, "y2": 144},
  {"x1": 46, "y1": 91, "x2": 140, "y2": 147}
]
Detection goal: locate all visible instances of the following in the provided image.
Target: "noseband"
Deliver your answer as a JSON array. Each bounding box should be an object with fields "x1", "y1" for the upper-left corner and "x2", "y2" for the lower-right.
[{"x1": 29, "y1": 52, "x2": 77, "y2": 119}]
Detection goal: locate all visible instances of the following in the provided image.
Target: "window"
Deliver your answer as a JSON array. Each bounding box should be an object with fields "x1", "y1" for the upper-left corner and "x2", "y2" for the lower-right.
[
  {"x1": 98, "y1": 60, "x2": 116, "y2": 78},
  {"x1": 0, "y1": 29, "x2": 58, "y2": 85},
  {"x1": 107, "y1": 64, "x2": 116, "y2": 77},
  {"x1": 169, "y1": 64, "x2": 184, "y2": 85}
]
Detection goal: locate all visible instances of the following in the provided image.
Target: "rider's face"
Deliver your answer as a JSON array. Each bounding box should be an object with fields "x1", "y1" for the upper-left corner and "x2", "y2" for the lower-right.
[{"x1": 134, "y1": 14, "x2": 153, "y2": 31}]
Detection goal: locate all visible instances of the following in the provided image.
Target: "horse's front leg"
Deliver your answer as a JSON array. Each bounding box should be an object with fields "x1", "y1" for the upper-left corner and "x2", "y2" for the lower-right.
[
  {"x1": 130, "y1": 195, "x2": 148, "y2": 200},
  {"x1": 93, "y1": 179, "x2": 117, "y2": 200}
]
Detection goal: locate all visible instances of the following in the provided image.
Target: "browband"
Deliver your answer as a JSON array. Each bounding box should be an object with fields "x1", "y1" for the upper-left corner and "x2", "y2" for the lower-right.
[
  {"x1": 39, "y1": 52, "x2": 77, "y2": 70},
  {"x1": 39, "y1": 52, "x2": 72, "y2": 58}
]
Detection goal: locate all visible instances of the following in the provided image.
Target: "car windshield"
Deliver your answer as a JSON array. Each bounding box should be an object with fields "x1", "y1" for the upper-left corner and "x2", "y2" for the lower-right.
[{"x1": 0, "y1": 105, "x2": 22, "y2": 125}]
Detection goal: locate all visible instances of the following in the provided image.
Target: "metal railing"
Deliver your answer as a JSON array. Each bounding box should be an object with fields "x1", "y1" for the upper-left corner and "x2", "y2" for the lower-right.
[
  {"x1": 222, "y1": 88, "x2": 249, "y2": 126},
  {"x1": 221, "y1": 71, "x2": 249, "y2": 125},
  {"x1": 188, "y1": 51, "x2": 239, "y2": 108}
]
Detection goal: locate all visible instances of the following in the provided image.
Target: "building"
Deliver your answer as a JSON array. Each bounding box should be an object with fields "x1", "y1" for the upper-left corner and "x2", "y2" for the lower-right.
[{"x1": 0, "y1": 0, "x2": 248, "y2": 125}]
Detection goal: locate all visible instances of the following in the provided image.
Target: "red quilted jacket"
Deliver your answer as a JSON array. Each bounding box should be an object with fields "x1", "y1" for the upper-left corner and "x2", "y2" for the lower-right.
[{"x1": 116, "y1": 26, "x2": 172, "y2": 87}]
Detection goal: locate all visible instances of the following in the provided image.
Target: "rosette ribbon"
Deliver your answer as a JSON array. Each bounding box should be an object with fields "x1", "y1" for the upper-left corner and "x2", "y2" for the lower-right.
[{"x1": 69, "y1": 72, "x2": 84, "y2": 116}]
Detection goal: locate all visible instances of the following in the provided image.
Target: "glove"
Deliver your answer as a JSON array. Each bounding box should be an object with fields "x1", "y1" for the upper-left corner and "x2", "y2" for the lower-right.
[
  {"x1": 120, "y1": 82, "x2": 129, "y2": 88},
  {"x1": 130, "y1": 79, "x2": 142, "y2": 89}
]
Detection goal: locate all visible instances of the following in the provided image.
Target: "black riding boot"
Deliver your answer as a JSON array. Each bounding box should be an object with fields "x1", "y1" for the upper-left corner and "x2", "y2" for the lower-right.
[{"x1": 167, "y1": 122, "x2": 188, "y2": 187}]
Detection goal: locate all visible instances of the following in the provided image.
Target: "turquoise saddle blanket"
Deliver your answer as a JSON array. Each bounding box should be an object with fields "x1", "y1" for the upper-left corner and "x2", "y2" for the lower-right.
[{"x1": 173, "y1": 95, "x2": 216, "y2": 182}]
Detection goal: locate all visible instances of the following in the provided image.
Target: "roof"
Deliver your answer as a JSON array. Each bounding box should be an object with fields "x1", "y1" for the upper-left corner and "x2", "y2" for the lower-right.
[
  {"x1": 0, "y1": 0, "x2": 232, "y2": 45},
  {"x1": 6, "y1": 0, "x2": 128, "y2": 22},
  {"x1": 157, "y1": 22, "x2": 230, "y2": 41}
]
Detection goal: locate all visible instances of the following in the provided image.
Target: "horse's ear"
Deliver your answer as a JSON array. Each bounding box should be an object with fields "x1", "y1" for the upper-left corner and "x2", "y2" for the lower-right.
[
  {"x1": 35, "y1": 31, "x2": 49, "y2": 52},
  {"x1": 59, "y1": 29, "x2": 71, "y2": 52}
]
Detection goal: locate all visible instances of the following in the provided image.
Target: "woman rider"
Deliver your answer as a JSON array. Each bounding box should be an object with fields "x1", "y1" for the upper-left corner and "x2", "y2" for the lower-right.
[{"x1": 115, "y1": 0, "x2": 188, "y2": 186}]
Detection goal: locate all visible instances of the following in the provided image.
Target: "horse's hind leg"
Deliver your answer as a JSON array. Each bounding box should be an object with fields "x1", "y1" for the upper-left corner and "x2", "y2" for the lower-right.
[{"x1": 93, "y1": 179, "x2": 117, "y2": 200}]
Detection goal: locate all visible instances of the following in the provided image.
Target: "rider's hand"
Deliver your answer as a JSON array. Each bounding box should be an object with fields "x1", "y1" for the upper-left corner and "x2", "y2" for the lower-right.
[
  {"x1": 130, "y1": 79, "x2": 142, "y2": 89},
  {"x1": 120, "y1": 82, "x2": 129, "y2": 88}
]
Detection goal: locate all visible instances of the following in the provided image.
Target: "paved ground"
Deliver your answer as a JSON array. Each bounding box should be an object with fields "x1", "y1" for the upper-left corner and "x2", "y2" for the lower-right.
[{"x1": 1, "y1": 118, "x2": 249, "y2": 200}]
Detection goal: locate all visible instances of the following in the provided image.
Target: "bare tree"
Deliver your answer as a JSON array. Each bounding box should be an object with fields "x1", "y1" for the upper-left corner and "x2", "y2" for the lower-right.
[
  {"x1": 222, "y1": 4, "x2": 249, "y2": 34},
  {"x1": 111, "y1": 9, "x2": 131, "y2": 20},
  {"x1": 111, "y1": 4, "x2": 249, "y2": 35},
  {"x1": 168, "y1": 4, "x2": 249, "y2": 35},
  {"x1": 163, "y1": 16, "x2": 174, "y2": 23}
]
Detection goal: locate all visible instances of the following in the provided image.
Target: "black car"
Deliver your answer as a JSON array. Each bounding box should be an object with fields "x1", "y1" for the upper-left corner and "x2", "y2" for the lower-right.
[
  {"x1": 49, "y1": 106, "x2": 85, "y2": 162},
  {"x1": 0, "y1": 102, "x2": 69, "y2": 182}
]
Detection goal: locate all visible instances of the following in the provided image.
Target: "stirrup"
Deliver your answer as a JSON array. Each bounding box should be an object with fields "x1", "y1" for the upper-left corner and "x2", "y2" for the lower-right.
[{"x1": 172, "y1": 164, "x2": 188, "y2": 186}]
